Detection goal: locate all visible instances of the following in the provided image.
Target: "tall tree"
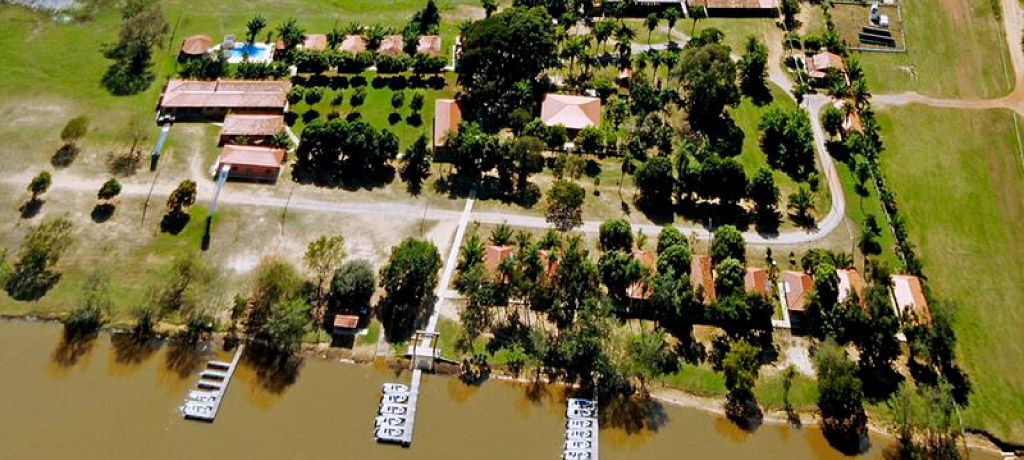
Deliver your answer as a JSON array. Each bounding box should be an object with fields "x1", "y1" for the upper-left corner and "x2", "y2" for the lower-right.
[
  {"x1": 101, "y1": 0, "x2": 167, "y2": 95},
  {"x1": 598, "y1": 218, "x2": 634, "y2": 252},
  {"x1": 674, "y1": 42, "x2": 739, "y2": 130},
  {"x1": 304, "y1": 235, "x2": 346, "y2": 331},
  {"x1": 634, "y1": 156, "x2": 675, "y2": 210},
  {"x1": 246, "y1": 14, "x2": 267, "y2": 44},
  {"x1": 5, "y1": 217, "x2": 75, "y2": 301},
  {"x1": 815, "y1": 340, "x2": 868, "y2": 450},
  {"x1": 61, "y1": 115, "x2": 90, "y2": 147},
  {"x1": 748, "y1": 167, "x2": 779, "y2": 218},
  {"x1": 723, "y1": 339, "x2": 762, "y2": 425},
  {"x1": 27, "y1": 171, "x2": 51, "y2": 201},
  {"x1": 710, "y1": 225, "x2": 745, "y2": 265},
  {"x1": 378, "y1": 238, "x2": 443, "y2": 341},
  {"x1": 545, "y1": 180, "x2": 585, "y2": 230}
]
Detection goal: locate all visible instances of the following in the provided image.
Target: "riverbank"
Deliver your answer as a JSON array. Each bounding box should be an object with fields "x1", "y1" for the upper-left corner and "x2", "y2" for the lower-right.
[{"x1": 1, "y1": 314, "x2": 1011, "y2": 457}]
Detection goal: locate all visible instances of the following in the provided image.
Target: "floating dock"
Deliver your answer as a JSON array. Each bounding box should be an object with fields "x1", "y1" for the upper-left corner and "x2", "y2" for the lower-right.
[
  {"x1": 563, "y1": 396, "x2": 599, "y2": 460},
  {"x1": 182, "y1": 344, "x2": 244, "y2": 422},
  {"x1": 373, "y1": 377, "x2": 418, "y2": 447}
]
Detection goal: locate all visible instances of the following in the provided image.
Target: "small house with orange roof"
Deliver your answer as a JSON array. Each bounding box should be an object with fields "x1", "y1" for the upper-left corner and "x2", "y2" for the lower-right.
[
  {"x1": 538, "y1": 249, "x2": 559, "y2": 281},
  {"x1": 690, "y1": 255, "x2": 715, "y2": 304},
  {"x1": 806, "y1": 51, "x2": 845, "y2": 80},
  {"x1": 302, "y1": 34, "x2": 328, "y2": 51},
  {"x1": 744, "y1": 267, "x2": 772, "y2": 298},
  {"x1": 540, "y1": 94, "x2": 601, "y2": 131},
  {"x1": 179, "y1": 35, "x2": 213, "y2": 60},
  {"x1": 218, "y1": 114, "x2": 283, "y2": 146},
  {"x1": 891, "y1": 275, "x2": 931, "y2": 325},
  {"x1": 433, "y1": 99, "x2": 462, "y2": 148},
  {"x1": 379, "y1": 35, "x2": 404, "y2": 56},
  {"x1": 483, "y1": 245, "x2": 515, "y2": 280},
  {"x1": 417, "y1": 35, "x2": 442, "y2": 56},
  {"x1": 781, "y1": 270, "x2": 813, "y2": 330},
  {"x1": 836, "y1": 268, "x2": 865, "y2": 306},
  {"x1": 341, "y1": 35, "x2": 366, "y2": 53}
]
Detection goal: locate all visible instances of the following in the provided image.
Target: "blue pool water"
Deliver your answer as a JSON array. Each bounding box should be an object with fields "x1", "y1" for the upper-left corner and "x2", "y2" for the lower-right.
[{"x1": 228, "y1": 44, "x2": 271, "y2": 62}]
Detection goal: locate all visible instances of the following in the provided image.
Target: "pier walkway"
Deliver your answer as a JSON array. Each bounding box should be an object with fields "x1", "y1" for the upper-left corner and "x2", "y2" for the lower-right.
[{"x1": 181, "y1": 344, "x2": 244, "y2": 422}]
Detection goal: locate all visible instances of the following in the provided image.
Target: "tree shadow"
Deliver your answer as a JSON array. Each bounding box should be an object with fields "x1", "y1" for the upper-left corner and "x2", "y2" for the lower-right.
[
  {"x1": 742, "y1": 82, "x2": 773, "y2": 107},
  {"x1": 110, "y1": 331, "x2": 162, "y2": 366},
  {"x1": 388, "y1": 112, "x2": 402, "y2": 125},
  {"x1": 599, "y1": 392, "x2": 669, "y2": 435},
  {"x1": 160, "y1": 210, "x2": 191, "y2": 235},
  {"x1": 788, "y1": 211, "x2": 818, "y2": 231},
  {"x1": 91, "y1": 203, "x2": 116, "y2": 223},
  {"x1": 859, "y1": 365, "x2": 903, "y2": 403},
  {"x1": 290, "y1": 162, "x2": 395, "y2": 191},
  {"x1": 164, "y1": 335, "x2": 208, "y2": 379},
  {"x1": 51, "y1": 331, "x2": 98, "y2": 368},
  {"x1": 5, "y1": 267, "x2": 61, "y2": 301},
  {"x1": 241, "y1": 343, "x2": 304, "y2": 394},
  {"x1": 725, "y1": 392, "x2": 764, "y2": 432},
  {"x1": 754, "y1": 210, "x2": 781, "y2": 237},
  {"x1": 51, "y1": 144, "x2": 79, "y2": 168},
  {"x1": 19, "y1": 198, "x2": 43, "y2": 219}
]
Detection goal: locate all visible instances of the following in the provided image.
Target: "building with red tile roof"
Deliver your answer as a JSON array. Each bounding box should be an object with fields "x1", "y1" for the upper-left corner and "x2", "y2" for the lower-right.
[
  {"x1": 483, "y1": 245, "x2": 515, "y2": 278},
  {"x1": 218, "y1": 114, "x2": 284, "y2": 146},
  {"x1": 836, "y1": 269, "x2": 865, "y2": 306},
  {"x1": 744, "y1": 267, "x2": 772, "y2": 297},
  {"x1": 302, "y1": 34, "x2": 328, "y2": 51},
  {"x1": 417, "y1": 35, "x2": 442, "y2": 56},
  {"x1": 806, "y1": 52, "x2": 846, "y2": 80},
  {"x1": 891, "y1": 275, "x2": 931, "y2": 325},
  {"x1": 341, "y1": 35, "x2": 366, "y2": 53},
  {"x1": 180, "y1": 35, "x2": 213, "y2": 58},
  {"x1": 781, "y1": 270, "x2": 813, "y2": 313},
  {"x1": 158, "y1": 79, "x2": 291, "y2": 119},
  {"x1": 433, "y1": 99, "x2": 462, "y2": 147},
  {"x1": 541, "y1": 94, "x2": 601, "y2": 131},
  {"x1": 216, "y1": 144, "x2": 285, "y2": 182},
  {"x1": 379, "y1": 35, "x2": 404, "y2": 56},
  {"x1": 691, "y1": 255, "x2": 715, "y2": 304}
]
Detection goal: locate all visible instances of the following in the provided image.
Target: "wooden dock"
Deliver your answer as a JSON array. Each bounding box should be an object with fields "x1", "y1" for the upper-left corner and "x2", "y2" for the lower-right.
[{"x1": 182, "y1": 344, "x2": 244, "y2": 422}]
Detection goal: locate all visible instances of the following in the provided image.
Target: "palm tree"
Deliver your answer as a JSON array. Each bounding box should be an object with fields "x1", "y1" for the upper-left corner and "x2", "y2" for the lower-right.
[
  {"x1": 327, "y1": 27, "x2": 343, "y2": 49},
  {"x1": 851, "y1": 77, "x2": 871, "y2": 109},
  {"x1": 246, "y1": 14, "x2": 266, "y2": 44},
  {"x1": 787, "y1": 184, "x2": 814, "y2": 223},
  {"x1": 562, "y1": 36, "x2": 587, "y2": 81},
  {"x1": 644, "y1": 13, "x2": 659, "y2": 46},
  {"x1": 664, "y1": 8, "x2": 680, "y2": 43},
  {"x1": 648, "y1": 49, "x2": 663, "y2": 87},
  {"x1": 615, "y1": 23, "x2": 635, "y2": 59},
  {"x1": 593, "y1": 19, "x2": 615, "y2": 54},
  {"x1": 481, "y1": 0, "x2": 498, "y2": 17}
]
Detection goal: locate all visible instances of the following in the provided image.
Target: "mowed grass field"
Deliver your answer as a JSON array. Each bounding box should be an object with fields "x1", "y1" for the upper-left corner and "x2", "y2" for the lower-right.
[
  {"x1": 876, "y1": 105, "x2": 1024, "y2": 442},
  {"x1": 852, "y1": 0, "x2": 1010, "y2": 98}
]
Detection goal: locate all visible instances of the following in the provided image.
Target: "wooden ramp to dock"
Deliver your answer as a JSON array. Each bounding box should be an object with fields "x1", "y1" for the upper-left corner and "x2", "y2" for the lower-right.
[{"x1": 181, "y1": 344, "x2": 244, "y2": 423}]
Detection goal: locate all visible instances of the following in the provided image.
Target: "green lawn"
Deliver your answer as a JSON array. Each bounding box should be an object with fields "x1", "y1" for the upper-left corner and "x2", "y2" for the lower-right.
[
  {"x1": 850, "y1": 0, "x2": 1010, "y2": 98},
  {"x1": 688, "y1": 17, "x2": 776, "y2": 53},
  {"x1": 876, "y1": 105, "x2": 1024, "y2": 443},
  {"x1": 835, "y1": 161, "x2": 900, "y2": 268},
  {"x1": 729, "y1": 83, "x2": 832, "y2": 220},
  {"x1": 288, "y1": 72, "x2": 456, "y2": 150}
]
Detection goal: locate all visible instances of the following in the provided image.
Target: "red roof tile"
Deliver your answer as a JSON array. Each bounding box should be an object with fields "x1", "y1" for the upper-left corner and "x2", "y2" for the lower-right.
[
  {"x1": 691, "y1": 255, "x2": 715, "y2": 303},
  {"x1": 781, "y1": 271, "x2": 813, "y2": 312}
]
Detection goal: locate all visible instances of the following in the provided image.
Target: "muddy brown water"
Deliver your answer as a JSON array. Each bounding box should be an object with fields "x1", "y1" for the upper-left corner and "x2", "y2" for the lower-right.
[{"x1": 0, "y1": 321, "x2": 995, "y2": 459}]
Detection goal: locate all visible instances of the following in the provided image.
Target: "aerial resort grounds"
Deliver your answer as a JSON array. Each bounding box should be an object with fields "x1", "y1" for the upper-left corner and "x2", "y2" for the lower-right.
[{"x1": 0, "y1": 0, "x2": 1020, "y2": 457}]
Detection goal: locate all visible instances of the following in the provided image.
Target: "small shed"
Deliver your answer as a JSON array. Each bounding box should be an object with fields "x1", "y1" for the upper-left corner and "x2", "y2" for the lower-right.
[
  {"x1": 341, "y1": 35, "x2": 367, "y2": 53},
  {"x1": 302, "y1": 34, "x2": 328, "y2": 51},
  {"x1": 433, "y1": 99, "x2": 462, "y2": 147},
  {"x1": 332, "y1": 314, "x2": 361, "y2": 334},
  {"x1": 484, "y1": 245, "x2": 515, "y2": 278},
  {"x1": 836, "y1": 268, "x2": 865, "y2": 306},
  {"x1": 781, "y1": 271, "x2": 813, "y2": 330},
  {"x1": 216, "y1": 144, "x2": 285, "y2": 183},
  {"x1": 180, "y1": 35, "x2": 213, "y2": 59},
  {"x1": 690, "y1": 255, "x2": 716, "y2": 304},
  {"x1": 416, "y1": 35, "x2": 442, "y2": 56},
  {"x1": 806, "y1": 52, "x2": 846, "y2": 79},
  {"x1": 379, "y1": 35, "x2": 404, "y2": 56},
  {"x1": 540, "y1": 94, "x2": 601, "y2": 131},
  {"x1": 744, "y1": 267, "x2": 772, "y2": 297}
]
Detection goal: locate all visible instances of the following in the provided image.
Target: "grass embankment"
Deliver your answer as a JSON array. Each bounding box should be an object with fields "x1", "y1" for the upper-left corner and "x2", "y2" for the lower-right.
[
  {"x1": 876, "y1": 105, "x2": 1024, "y2": 442},
  {"x1": 852, "y1": 0, "x2": 1010, "y2": 98},
  {"x1": 660, "y1": 364, "x2": 818, "y2": 410}
]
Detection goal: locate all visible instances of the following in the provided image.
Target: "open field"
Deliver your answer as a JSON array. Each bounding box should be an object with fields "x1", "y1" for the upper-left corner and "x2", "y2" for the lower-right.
[
  {"x1": 851, "y1": 0, "x2": 1010, "y2": 99},
  {"x1": 689, "y1": 17, "x2": 776, "y2": 53},
  {"x1": 876, "y1": 105, "x2": 1024, "y2": 442},
  {"x1": 831, "y1": 2, "x2": 905, "y2": 52}
]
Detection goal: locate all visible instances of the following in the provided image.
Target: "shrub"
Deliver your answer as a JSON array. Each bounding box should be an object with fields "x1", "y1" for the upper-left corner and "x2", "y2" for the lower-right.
[
  {"x1": 406, "y1": 113, "x2": 422, "y2": 126},
  {"x1": 286, "y1": 86, "x2": 305, "y2": 105},
  {"x1": 376, "y1": 54, "x2": 410, "y2": 73},
  {"x1": 302, "y1": 110, "x2": 321, "y2": 124},
  {"x1": 391, "y1": 91, "x2": 406, "y2": 109},
  {"x1": 350, "y1": 75, "x2": 368, "y2": 87},
  {"x1": 304, "y1": 87, "x2": 323, "y2": 105},
  {"x1": 351, "y1": 87, "x2": 367, "y2": 106},
  {"x1": 410, "y1": 91, "x2": 425, "y2": 111}
]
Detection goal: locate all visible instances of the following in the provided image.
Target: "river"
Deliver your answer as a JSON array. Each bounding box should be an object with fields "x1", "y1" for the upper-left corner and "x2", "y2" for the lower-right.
[{"x1": 0, "y1": 320, "x2": 991, "y2": 459}]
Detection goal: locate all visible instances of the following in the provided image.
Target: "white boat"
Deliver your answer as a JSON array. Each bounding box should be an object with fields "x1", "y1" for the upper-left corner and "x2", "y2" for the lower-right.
[
  {"x1": 563, "y1": 450, "x2": 592, "y2": 460},
  {"x1": 381, "y1": 394, "x2": 409, "y2": 405},
  {"x1": 375, "y1": 427, "x2": 405, "y2": 440},
  {"x1": 379, "y1": 404, "x2": 408, "y2": 416},
  {"x1": 374, "y1": 415, "x2": 406, "y2": 427},
  {"x1": 566, "y1": 429, "x2": 593, "y2": 440},
  {"x1": 566, "y1": 419, "x2": 593, "y2": 429},
  {"x1": 382, "y1": 383, "x2": 410, "y2": 394},
  {"x1": 188, "y1": 391, "x2": 218, "y2": 403},
  {"x1": 567, "y1": 398, "x2": 595, "y2": 409},
  {"x1": 564, "y1": 440, "x2": 592, "y2": 450},
  {"x1": 566, "y1": 407, "x2": 597, "y2": 419}
]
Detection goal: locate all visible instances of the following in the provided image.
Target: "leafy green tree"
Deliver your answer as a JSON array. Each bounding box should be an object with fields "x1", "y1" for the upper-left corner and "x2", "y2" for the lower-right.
[
  {"x1": 28, "y1": 171, "x2": 51, "y2": 200},
  {"x1": 246, "y1": 14, "x2": 267, "y2": 43},
  {"x1": 759, "y1": 108, "x2": 815, "y2": 178},
  {"x1": 738, "y1": 36, "x2": 768, "y2": 96},
  {"x1": 822, "y1": 105, "x2": 844, "y2": 138},
  {"x1": 657, "y1": 244, "x2": 691, "y2": 276},
  {"x1": 674, "y1": 42, "x2": 739, "y2": 130},
  {"x1": 390, "y1": 91, "x2": 406, "y2": 110},
  {"x1": 884, "y1": 382, "x2": 962, "y2": 459},
  {"x1": 781, "y1": 0, "x2": 800, "y2": 28},
  {"x1": 304, "y1": 87, "x2": 323, "y2": 105},
  {"x1": 481, "y1": 0, "x2": 498, "y2": 16},
  {"x1": 61, "y1": 115, "x2": 90, "y2": 146},
  {"x1": 457, "y1": 6, "x2": 557, "y2": 125},
  {"x1": 350, "y1": 86, "x2": 367, "y2": 107},
  {"x1": 277, "y1": 18, "x2": 305, "y2": 51},
  {"x1": 599, "y1": 249, "x2": 635, "y2": 304},
  {"x1": 723, "y1": 339, "x2": 762, "y2": 425},
  {"x1": 97, "y1": 178, "x2": 122, "y2": 201},
  {"x1": 815, "y1": 340, "x2": 867, "y2": 450},
  {"x1": 304, "y1": 234, "x2": 346, "y2": 325},
  {"x1": 556, "y1": 298, "x2": 613, "y2": 384},
  {"x1": 853, "y1": 285, "x2": 901, "y2": 382},
  {"x1": 574, "y1": 126, "x2": 603, "y2": 155},
  {"x1": 621, "y1": 330, "x2": 675, "y2": 393},
  {"x1": 5, "y1": 217, "x2": 74, "y2": 301},
  {"x1": 656, "y1": 226, "x2": 686, "y2": 255},
  {"x1": 101, "y1": 0, "x2": 167, "y2": 95},
  {"x1": 259, "y1": 298, "x2": 311, "y2": 353},
  {"x1": 378, "y1": 238, "x2": 442, "y2": 341},
  {"x1": 62, "y1": 270, "x2": 112, "y2": 339},
  {"x1": 545, "y1": 179, "x2": 585, "y2": 230},
  {"x1": 551, "y1": 235, "x2": 600, "y2": 329},
  {"x1": 401, "y1": 134, "x2": 432, "y2": 195},
  {"x1": 710, "y1": 224, "x2": 745, "y2": 265},
  {"x1": 598, "y1": 218, "x2": 634, "y2": 252},
  {"x1": 634, "y1": 156, "x2": 675, "y2": 210},
  {"x1": 787, "y1": 184, "x2": 815, "y2": 222},
  {"x1": 410, "y1": 91, "x2": 425, "y2": 112},
  {"x1": 748, "y1": 167, "x2": 778, "y2": 216},
  {"x1": 714, "y1": 257, "x2": 745, "y2": 298},
  {"x1": 148, "y1": 251, "x2": 217, "y2": 318},
  {"x1": 328, "y1": 259, "x2": 377, "y2": 315}
]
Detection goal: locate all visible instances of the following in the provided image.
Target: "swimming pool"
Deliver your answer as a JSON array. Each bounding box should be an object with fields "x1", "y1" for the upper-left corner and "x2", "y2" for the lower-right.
[{"x1": 225, "y1": 43, "x2": 273, "y2": 64}]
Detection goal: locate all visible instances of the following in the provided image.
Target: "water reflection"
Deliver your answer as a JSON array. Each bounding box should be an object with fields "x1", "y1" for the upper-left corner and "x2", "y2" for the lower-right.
[
  {"x1": 108, "y1": 332, "x2": 161, "y2": 374},
  {"x1": 49, "y1": 333, "x2": 97, "y2": 371}
]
